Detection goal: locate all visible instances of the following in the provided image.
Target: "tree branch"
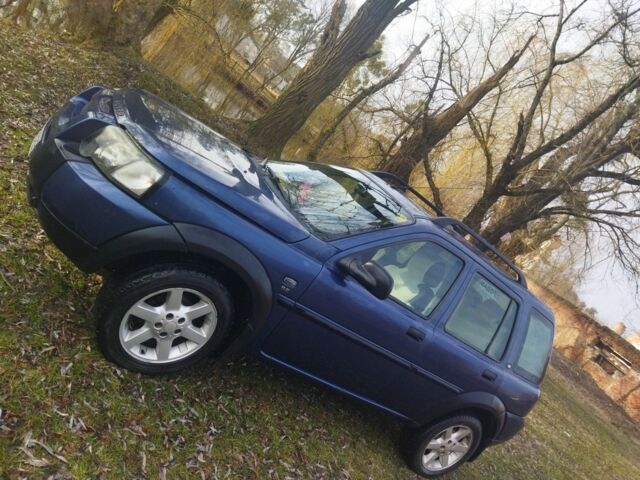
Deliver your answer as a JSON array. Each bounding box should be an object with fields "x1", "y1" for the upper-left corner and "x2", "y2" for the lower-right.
[{"x1": 319, "y1": 0, "x2": 347, "y2": 49}]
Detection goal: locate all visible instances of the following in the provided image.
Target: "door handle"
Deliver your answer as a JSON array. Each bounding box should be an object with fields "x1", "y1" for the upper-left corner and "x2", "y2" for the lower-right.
[
  {"x1": 481, "y1": 369, "x2": 498, "y2": 382},
  {"x1": 406, "y1": 327, "x2": 425, "y2": 342}
]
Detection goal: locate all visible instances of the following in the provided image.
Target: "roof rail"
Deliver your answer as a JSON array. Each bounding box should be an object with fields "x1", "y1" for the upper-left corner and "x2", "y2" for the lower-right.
[
  {"x1": 431, "y1": 217, "x2": 527, "y2": 287},
  {"x1": 370, "y1": 171, "x2": 446, "y2": 217},
  {"x1": 369, "y1": 170, "x2": 526, "y2": 288}
]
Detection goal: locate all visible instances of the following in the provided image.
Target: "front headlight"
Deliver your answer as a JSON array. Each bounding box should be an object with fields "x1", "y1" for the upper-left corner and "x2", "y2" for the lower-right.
[{"x1": 79, "y1": 126, "x2": 165, "y2": 196}]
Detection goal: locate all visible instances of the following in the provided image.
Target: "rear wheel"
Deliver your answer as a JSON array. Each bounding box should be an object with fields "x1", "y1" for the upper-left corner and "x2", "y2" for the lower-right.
[
  {"x1": 95, "y1": 265, "x2": 234, "y2": 374},
  {"x1": 403, "y1": 415, "x2": 482, "y2": 478}
]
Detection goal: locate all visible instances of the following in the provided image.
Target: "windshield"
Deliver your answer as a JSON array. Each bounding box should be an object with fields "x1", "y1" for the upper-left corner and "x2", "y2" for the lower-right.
[{"x1": 265, "y1": 161, "x2": 413, "y2": 239}]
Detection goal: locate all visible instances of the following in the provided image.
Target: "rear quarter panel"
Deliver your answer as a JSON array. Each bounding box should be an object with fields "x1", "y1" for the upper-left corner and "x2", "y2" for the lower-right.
[{"x1": 496, "y1": 301, "x2": 545, "y2": 417}]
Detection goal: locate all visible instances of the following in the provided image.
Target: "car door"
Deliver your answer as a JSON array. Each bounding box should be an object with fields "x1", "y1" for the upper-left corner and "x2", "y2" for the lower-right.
[
  {"x1": 260, "y1": 235, "x2": 466, "y2": 417},
  {"x1": 387, "y1": 266, "x2": 522, "y2": 420}
]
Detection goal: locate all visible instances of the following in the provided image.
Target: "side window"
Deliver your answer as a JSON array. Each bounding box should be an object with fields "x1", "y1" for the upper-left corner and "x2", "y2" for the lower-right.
[
  {"x1": 370, "y1": 241, "x2": 464, "y2": 317},
  {"x1": 445, "y1": 273, "x2": 518, "y2": 360},
  {"x1": 514, "y1": 310, "x2": 554, "y2": 383}
]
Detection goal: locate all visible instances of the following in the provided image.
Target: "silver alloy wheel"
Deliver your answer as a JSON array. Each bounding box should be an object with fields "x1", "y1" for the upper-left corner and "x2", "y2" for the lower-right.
[
  {"x1": 118, "y1": 287, "x2": 218, "y2": 364},
  {"x1": 422, "y1": 425, "x2": 473, "y2": 472}
]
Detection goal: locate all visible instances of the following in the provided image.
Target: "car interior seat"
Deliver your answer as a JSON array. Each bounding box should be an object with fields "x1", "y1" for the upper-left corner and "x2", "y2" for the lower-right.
[{"x1": 409, "y1": 262, "x2": 446, "y2": 314}]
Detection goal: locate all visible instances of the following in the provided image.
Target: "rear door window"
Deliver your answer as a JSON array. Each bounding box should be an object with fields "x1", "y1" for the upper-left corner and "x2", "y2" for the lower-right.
[
  {"x1": 514, "y1": 310, "x2": 554, "y2": 383},
  {"x1": 445, "y1": 273, "x2": 518, "y2": 360}
]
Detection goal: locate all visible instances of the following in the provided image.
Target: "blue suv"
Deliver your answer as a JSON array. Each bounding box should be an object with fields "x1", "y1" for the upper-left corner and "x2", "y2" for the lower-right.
[{"x1": 28, "y1": 87, "x2": 555, "y2": 477}]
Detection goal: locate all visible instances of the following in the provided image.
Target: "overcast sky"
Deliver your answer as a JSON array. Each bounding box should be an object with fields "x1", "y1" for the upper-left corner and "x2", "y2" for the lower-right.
[{"x1": 340, "y1": 0, "x2": 640, "y2": 334}]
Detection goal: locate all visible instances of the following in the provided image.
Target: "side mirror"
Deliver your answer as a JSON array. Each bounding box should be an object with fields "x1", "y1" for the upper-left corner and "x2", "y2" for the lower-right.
[{"x1": 337, "y1": 256, "x2": 394, "y2": 300}]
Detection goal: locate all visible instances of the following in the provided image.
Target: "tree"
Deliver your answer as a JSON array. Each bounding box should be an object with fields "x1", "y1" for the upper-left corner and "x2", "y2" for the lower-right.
[
  {"x1": 235, "y1": 3, "x2": 330, "y2": 117},
  {"x1": 240, "y1": 0, "x2": 419, "y2": 159},
  {"x1": 307, "y1": 33, "x2": 430, "y2": 162},
  {"x1": 458, "y1": 2, "x2": 640, "y2": 241},
  {"x1": 149, "y1": 0, "x2": 333, "y2": 125},
  {"x1": 360, "y1": 0, "x2": 640, "y2": 277},
  {"x1": 441, "y1": 1, "x2": 640, "y2": 274},
  {"x1": 1, "y1": 0, "x2": 176, "y2": 44},
  {"x1": 377, "y1": 11, "x2": 535, "y2": 184}
]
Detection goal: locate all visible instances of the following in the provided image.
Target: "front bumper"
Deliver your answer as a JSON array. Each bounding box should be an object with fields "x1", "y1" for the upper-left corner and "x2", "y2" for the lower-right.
[
  {"x1": 28, "y1": 139, "x2": 170, "y2": 272},
  {"x1": 31, "y1": 178, "x2": 97, "y2": 269}
]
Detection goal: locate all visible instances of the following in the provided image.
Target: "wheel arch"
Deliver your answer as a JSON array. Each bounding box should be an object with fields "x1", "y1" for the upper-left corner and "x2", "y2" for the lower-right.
[
  {"x1": 174, "y1": 223, "x2": 273, "y2": 335},
  {"x1": 416, "y1": 391, "x2": 506, "y2": 461},
  {"x1": 91, "y1": 223, "x2": 273, "y2": 350}
]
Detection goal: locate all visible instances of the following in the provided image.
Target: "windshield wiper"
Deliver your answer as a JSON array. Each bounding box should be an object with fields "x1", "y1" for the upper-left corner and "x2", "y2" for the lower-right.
[
  {"x1": 262, "y1": 164, "x2": 292, "y2": 206},
  {"x1": 359, "y1": 181, "x2": 402, "y2": 215}
]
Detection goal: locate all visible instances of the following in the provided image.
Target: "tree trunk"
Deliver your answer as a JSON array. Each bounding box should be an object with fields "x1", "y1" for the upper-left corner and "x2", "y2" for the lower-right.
[
  {"x1": 378, "y1": 123, "x2": 437, "y2": 180},
  {"x1": 307, "y1": 35, "x2": 428, "y2": 161},
  {"x1": 481, "y1": 193, "x2": 555, "y2": 243},
  {"x1": 462, "y1": 163, "x2": 516, "y2": 231},
  {"x1": 9, "y1": 0, "x2": 33, "y2": 25},
  {"x1": 243, "y1": 0, "x2": 417, "y2": 159},
  {"x1": 113, "y1": 0, "x2": 177, "y2": 46}
]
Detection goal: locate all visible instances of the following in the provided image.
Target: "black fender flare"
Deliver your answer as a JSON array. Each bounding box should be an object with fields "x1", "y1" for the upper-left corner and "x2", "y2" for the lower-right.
[
  {"x1": 415, "y1": 391, "x2": 506, "y2": 462},
  {"x1": 81, "y1": 224, "x2": 187, "y2": 272},
  {"x1": 87, "y1": 223, "x2": 273, "y2": 335},
  {"x1": 174, "y1": 223, "x2": 273, "y2": 331},
  {"x1": 418, "y1": 391, "x2": 506, "y2": 436}
]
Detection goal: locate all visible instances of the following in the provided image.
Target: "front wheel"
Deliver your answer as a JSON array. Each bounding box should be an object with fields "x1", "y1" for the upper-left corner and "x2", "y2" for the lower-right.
[
  {"x1": 95, "y1": 265, "x2": 234, "y2": 374},
  {"x1": 403, "y1": 415, "x2": 482, "y2": 478}
]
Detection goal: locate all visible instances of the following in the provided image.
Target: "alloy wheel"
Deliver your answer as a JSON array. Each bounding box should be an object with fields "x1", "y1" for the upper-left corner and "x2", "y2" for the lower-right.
[
  {"x1": 422, "y1": 425, "x2": 474, "y2": 472},
  {"x1": 118, "y1": 287, "x2": 217, "y2": 364}
]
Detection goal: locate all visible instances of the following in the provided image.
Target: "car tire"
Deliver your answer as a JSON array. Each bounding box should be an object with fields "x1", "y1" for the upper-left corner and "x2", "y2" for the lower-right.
[
  {"x1": 94, "y1": 264, "x2": 234, "y2": 374},
  {"x1": 403, "y1": 415, "x2": 482, "y2": 478}
]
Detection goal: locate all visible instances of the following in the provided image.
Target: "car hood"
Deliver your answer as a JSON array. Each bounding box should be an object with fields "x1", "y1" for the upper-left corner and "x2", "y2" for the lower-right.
[{"x1": 112, "y1": 88, "x2": 309, "y2": 243}]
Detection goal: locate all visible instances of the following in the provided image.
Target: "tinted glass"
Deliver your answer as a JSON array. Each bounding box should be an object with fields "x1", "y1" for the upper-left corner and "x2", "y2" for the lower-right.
[
  {"x1": 371, "y1": 241, "x2": 464, "y2": 316},
  {"x1": 445, "y1": 273, "x2": 517, "y2": 360},
  {"x1": 267, "y1": 161, "x2": 412, "y2": 239},
  {"x1": 515, "y1": 310, "x2": 554, "y2": 382},
  {"x1": 486, "y1": 301, "x2": 517, "y2": 360}
]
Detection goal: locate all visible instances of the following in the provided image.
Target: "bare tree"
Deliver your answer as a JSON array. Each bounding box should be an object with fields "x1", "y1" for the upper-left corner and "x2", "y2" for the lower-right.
[
  {"x1": 376, "y1": 7, "x2": 536, "y2": 185},
  {"x1": 459, "y1": 2, "x2": 640, "y2": 233},
  {"x1": 306, "y1": 34, "x2": 430, "y2": 162},
  {"x1": 379, "y1": 38, "x2": 532, "y2": 184},
  {"x1": 239, "y1": 0, "x2": 419, "y2": 158},
  {"x1": 439, "y1": 1, "x2": 640, "y2": 275},
  {"x1": 355, "y1": 1, "x2": 640, "y2": 277}
]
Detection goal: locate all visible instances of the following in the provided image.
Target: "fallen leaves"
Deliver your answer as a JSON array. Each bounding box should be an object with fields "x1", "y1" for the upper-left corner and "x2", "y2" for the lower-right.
[{"x1": 21, "y1": 430, "x2": 68, "y2": 467}]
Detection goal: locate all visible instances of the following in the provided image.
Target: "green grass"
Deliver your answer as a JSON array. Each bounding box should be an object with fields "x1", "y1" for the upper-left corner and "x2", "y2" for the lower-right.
[{"x1": 1, "y1": 21, "x2": 640, "y2": 479}]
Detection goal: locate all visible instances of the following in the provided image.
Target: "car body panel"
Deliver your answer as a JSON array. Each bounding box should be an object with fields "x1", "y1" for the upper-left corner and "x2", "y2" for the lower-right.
[{"x1": 42, "y1": 160, "x2": 167, "y2": 246}]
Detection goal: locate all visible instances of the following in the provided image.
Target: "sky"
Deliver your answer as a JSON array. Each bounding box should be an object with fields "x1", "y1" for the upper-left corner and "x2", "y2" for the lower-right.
[
  {"x1": 577, "y1": 252, "x2": 640, "y2": 334},
  {"x1": 341, "y1": 0, "x2": 640, "y2": 334}
]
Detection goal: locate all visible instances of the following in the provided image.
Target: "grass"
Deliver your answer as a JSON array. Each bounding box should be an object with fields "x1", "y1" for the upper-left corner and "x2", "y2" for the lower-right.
[{"x1": 1, "y1": 21, "x2": 640, "y2": 479}]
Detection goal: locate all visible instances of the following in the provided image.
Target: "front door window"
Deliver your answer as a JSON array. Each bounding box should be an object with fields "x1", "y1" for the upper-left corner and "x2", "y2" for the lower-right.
[{"x1": 370, "y1": 241, "x2": 464, "y2": 317}]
